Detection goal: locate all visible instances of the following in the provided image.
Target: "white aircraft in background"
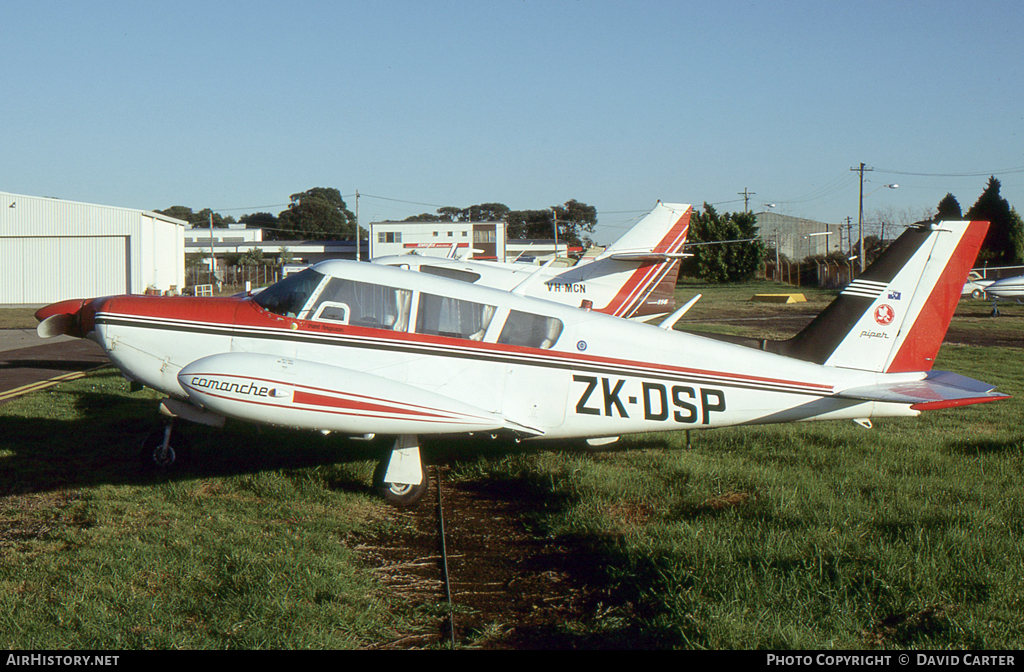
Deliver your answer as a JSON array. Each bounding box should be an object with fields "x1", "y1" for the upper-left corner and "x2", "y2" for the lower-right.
[
  {"x1": 962, "y1": 270, "x2": 994, "y2": 299},
  {"x1": 979, "y1": 274, "x2": 1024, "y2": 316},
  {"x1": 373, "y1": 201, "x2": 692, "y2": 321},
  {"x1": 36, "y1": 219, "x2": 1006, "y2": 506}
]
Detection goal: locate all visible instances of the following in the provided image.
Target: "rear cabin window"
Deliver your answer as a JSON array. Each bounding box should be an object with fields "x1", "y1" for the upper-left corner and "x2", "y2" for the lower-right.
[
  {"x1": 420, "y1": 265, "x2": 481, "y2": 284},
  {"x1": 416, "y1": 294, "x2": 495, "y2": 340},
  {"x1": 497, "y1": 310, "x2": 563, "y2": 349}
]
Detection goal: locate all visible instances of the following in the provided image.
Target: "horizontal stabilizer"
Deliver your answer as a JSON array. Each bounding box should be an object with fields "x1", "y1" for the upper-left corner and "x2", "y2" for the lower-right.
[
  {"x1": 835, "y1": 371, "x2": 1010, "y2": 410},
  {"x1": 604, "y1": 251, "x2": 692, "y2": 262}
]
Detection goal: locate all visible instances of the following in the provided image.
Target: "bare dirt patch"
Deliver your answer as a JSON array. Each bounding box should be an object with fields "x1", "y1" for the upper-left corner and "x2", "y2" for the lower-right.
[{"x1": 355, "y1": 467, "x2": 651, "y2": 650}]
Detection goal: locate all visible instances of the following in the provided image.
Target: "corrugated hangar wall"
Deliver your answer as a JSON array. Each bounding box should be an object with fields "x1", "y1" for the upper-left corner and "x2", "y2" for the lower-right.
[{"x1": 0, "y1": 191, "x2": 186, "y2": 305}]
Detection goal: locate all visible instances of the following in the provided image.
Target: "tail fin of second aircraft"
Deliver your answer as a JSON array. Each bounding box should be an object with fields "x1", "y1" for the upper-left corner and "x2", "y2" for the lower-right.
[
  {"x1": 549, "y1": 202, "x2": 691, "y2": 319},
  {"x1": 766, "y1": 220, "x2": 989, "y2": 373}
]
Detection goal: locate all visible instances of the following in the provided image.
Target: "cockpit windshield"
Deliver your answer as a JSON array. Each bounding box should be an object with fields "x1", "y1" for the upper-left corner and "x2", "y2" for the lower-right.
[{"x1": 253, "y1": 268, "x2": 325, "y2": 318}]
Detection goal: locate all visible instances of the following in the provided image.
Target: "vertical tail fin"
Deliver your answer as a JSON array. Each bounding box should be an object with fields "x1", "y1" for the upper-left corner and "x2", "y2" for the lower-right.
[
  {"x1": 767, "y1": 220, "x2": 989, "y2": 372},
  {"x1": 550, "y1": 202, "x2": 691, "y2": 319}
]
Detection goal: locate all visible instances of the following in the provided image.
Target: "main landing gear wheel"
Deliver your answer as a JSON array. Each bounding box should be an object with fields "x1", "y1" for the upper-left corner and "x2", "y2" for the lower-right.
[
  {"x1": 140, "y1": 424, "x2": 190, "y2": 469},
  {"x1": 373, "y1": 461, "x2": 428, "y2": 507},
  {"x1": 373, "y1": 435, "x2": 428, "y2": 507}
]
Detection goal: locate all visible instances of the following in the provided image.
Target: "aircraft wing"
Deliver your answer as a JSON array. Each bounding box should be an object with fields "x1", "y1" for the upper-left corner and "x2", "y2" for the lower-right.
[
  {"x1": 178, "y1": 352, "x2": 544, "y2": 437},
  {"x1": 835, "y1": 371, "x2": 1010, "y2": 410}
]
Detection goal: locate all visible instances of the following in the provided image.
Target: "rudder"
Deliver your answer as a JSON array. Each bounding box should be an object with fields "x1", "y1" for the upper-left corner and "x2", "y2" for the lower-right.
[{"x1": 766, "y1": 220, "x2": 988, "y2": 373}]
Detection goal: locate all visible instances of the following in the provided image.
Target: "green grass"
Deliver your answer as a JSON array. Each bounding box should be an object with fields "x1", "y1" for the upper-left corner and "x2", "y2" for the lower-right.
[
  {"x1": 447, "y1": 343, "x2": 1024, "y2": 648},
  {"x1": 0, "y1": 308, "x2": 40, "y2": 330},
  {"x1": 0, "y1": 374, "x2": 429, "y2": 648}
]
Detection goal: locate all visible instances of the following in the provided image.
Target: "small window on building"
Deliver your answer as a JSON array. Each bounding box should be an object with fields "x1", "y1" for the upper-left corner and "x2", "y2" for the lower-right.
[{"x1": 497, "y1": 310, "x2": 563, "y2": 349}]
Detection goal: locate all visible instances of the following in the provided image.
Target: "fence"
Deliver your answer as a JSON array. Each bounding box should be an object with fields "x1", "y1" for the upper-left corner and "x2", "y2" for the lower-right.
[
  {"x1": 186, "y1": 265, "x2": 282, "y2": 295},
  {"x1": 763, "y1": 259, "x2": 855, "y2": 289}
]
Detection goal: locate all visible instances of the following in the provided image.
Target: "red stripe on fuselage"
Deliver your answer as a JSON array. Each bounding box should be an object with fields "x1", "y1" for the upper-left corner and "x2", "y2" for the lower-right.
[
  {"x1": 97, "y1": 291, "x2": 833, "y2": 395},
  {"x1": 292, "y1": 390, "x2": 456, "y2": 419}
]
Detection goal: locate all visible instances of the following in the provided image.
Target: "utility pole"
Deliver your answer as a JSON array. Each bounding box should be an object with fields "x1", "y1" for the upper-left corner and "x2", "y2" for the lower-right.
[
  {"x1": 355, "y1": 190, "x2": 360, "y2": 261},
  {"x1": 209, "y1": 212, "x2": 215, "y2": 284},
  {"x1": 552, "y1": 208, "x2": 559, "y2": 259},
  {"x1": 738, "y1": 188, "x2": 755, "y2": 213},
  {"x1": 851, "y1": 163, "x2": 873, "y2": 273}
]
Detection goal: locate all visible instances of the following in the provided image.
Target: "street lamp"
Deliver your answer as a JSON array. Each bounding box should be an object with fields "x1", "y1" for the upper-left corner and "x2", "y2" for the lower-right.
[
  {"x1": 808, "y1": 230, "x2": 832, "y2": 257},
  {"x1": 856, "y1": 180, "x2": 898, "y2": 273}
]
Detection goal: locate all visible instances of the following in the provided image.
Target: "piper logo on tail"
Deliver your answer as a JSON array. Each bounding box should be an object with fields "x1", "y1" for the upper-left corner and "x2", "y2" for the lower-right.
[{"x1": 874, "y1": 304, "x2": 895, "y2": 326}]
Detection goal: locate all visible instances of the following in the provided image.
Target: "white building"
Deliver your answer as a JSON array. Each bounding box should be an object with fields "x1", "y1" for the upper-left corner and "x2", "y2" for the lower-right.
[
  {"x1": 185, "y1": 223, "x2": 263, "y2": 247},
  {"x1": 0, "y1": 191, "x2": 186, "y2": 305},
  {"x1": 369, "y1": 220, "x2": 506, "y2": 261},
  {"x1": 755, "y1": 211, "x2": 842, "y2": 260}
]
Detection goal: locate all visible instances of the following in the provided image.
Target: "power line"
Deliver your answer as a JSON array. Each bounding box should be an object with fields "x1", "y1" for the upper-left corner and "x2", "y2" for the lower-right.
[
  {"x1": 874, "y1": 165, "x2": 1024, "y2": 177},
  {"x1": 213, "y1": 202, "x2": 289, "y2": 212}
]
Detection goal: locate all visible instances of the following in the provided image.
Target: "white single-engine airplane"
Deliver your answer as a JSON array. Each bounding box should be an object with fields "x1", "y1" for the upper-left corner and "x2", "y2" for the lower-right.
[
  {"x1": 372, "y1": 201, "x2": 692, "y2": 321},
  {"x1": 36, "y1": 219, "x2": 1007, "y2": 505},
  {"x1": 977, "y1": 274, "x2": 1024, "y2": 316}
]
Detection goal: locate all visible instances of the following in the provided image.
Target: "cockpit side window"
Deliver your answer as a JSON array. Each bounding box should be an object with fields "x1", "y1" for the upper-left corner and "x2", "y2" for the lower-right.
[
  {"x1": 252, "y1": 268, "x2": 327, "y2": 318},
  {"x1": 416, "y1": 293, "x2": 495, "y2": 340},
  {"x1": 497, "y1": 310, "x2": 563, "y2": 349},
  {"x1": 307, "y1": 277, "x2": 412, "y2": 330}
]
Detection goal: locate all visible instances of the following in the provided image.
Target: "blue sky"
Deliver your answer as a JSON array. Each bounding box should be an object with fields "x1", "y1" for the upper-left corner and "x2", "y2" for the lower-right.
[{"x1": 2, "y1": 0, "x2": 1022, "y2": 243}]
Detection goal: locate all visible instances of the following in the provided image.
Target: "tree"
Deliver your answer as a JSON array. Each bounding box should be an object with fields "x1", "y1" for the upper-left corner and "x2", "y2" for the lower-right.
[
  {"x1": 935, "y1": 193, "x2": 963, "y2": 220},
  {"x1": 274, "y1": 187, "x2": 356, "y2": 241},
  {"x1": 506, "y1": 200, "x2": 597, "y2": 246},
  {"x1": 240, "y1": 211, "x2": 279, "y2": 229},
  {"x1": 412, "y1": 203, "x2": 512, "y2": 223},
  {"x1": 686, "y1": 204, "x2": 766, "y2": 283},
  {"x1": 506, "y1": 209, "x2": 553, "y2": 240},
  {"x1": 156, "y1": 206, "x2": 235, "y2": 227},
  {"x1": 551, "y1": 199, "x2": 597, "y2": 247},
  {"x1": 966, "y1": 177, "x2": 1022, "y2": 264},
  {"x1": 403, "y1": 212, "x2": 444, "y2": 222}
]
